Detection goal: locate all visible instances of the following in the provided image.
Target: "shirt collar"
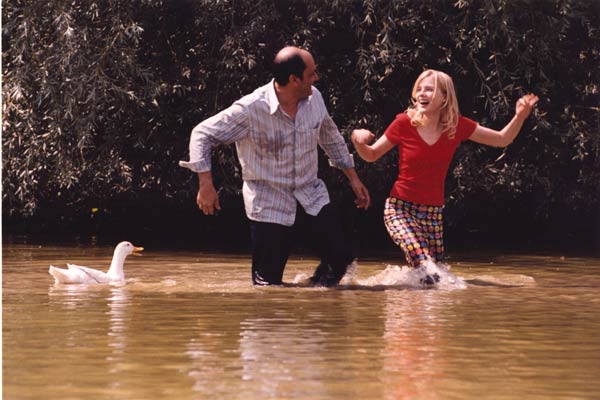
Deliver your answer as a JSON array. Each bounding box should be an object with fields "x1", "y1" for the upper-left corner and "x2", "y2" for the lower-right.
[
  {"x1": 267, "y1": 79, "x2": 280, "y2": 115},
  {"x1": 266, "y1": 79, "x2": 312, "y2": 115}
]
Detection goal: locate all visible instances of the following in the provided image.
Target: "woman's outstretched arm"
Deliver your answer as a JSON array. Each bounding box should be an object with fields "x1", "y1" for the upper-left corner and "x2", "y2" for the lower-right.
[
  {"x1": 351, "y1": 129, "x2": 396, "y2": 162},
  {"x1": 469, "y1": 94, "x2": 539, "y2": 147}
]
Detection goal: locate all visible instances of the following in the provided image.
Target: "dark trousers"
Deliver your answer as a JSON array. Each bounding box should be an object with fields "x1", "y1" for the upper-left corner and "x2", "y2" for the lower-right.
[{"x1": 249, "y1": 203, "x2": 353, "y2": 286}]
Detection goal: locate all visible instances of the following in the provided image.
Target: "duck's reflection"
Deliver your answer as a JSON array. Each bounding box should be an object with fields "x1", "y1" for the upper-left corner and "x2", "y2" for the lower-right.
[
  {"x1": 47, "y1": 283, "x2": 109, "y2": 351},
  {"x1": 106, "y1": 287, "x2": 130, "y2": 365},
  {"x1": 47, "y1": 283, "x2": 132, "y2": 383}
]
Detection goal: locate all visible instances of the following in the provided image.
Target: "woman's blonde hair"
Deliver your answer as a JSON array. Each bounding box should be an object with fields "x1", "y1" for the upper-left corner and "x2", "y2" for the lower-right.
[{"x1": 406, "y1": 69, "x2": 459, "y2": 139}]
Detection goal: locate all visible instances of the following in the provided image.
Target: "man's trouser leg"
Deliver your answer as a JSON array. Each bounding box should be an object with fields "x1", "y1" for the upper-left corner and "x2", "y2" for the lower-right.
[
  {"x1": 303, "y1": 204, "x2": 354, "y2": 286},
  {"x1": 249, "y1": 220, "x2": 293, "y2": 285}
]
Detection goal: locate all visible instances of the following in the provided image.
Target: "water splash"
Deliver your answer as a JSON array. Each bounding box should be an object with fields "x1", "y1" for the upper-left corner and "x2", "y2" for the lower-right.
[
  {"x1": 292, "y1": 259, "x2": 467, "y2": 290},
  {"x1": 356, "y1": 259, "x2": 467, "y2": 290}
]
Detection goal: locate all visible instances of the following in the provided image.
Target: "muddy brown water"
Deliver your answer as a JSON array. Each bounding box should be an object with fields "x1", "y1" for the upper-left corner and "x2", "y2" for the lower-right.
[{"x1": 3, "y1": 243, "x2": 600, "y2": 399}]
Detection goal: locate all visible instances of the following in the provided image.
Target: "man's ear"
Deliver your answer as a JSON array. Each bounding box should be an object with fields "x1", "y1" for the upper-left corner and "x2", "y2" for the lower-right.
[{"x1": 289, "y1": 74, "x2": 300, "y2": 85}]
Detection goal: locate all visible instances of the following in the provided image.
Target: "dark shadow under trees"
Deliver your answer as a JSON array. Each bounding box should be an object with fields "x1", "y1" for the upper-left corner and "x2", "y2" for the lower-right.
[{"x1": 2, "y1": 0, "x2": 599, "y2": 253}]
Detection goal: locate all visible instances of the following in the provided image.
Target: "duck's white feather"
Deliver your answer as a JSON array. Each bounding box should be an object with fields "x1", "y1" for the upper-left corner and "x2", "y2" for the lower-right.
[
  {"x1": 48, "y1": 241, "x2": 143, "y2": 285},
  {"x1": 68, "y1": 264, "x2": 112, "y2": 283},
  {"x1": 48, "y1": 265, "x2": 87, "y2": 284}
]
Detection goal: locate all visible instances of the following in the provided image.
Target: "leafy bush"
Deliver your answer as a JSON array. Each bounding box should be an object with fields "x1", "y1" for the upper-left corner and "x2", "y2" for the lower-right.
[{"x1": 3, "y1": 0, "x2": 599, "y2": 249}]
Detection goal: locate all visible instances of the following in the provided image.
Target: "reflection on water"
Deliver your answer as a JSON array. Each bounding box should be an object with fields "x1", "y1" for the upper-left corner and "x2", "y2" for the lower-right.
[
  {"x1": 381, "y1": 291, "x2": 445, "y2": 399},
  {"x1": 3, "y1": 243, "x2": 600, "y2": 399}
]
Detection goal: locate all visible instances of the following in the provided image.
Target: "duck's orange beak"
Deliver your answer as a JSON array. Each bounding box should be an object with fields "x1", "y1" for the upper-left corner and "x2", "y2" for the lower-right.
[{"x1": 132, "y1": 246, "x2": 144, "y2": 256}]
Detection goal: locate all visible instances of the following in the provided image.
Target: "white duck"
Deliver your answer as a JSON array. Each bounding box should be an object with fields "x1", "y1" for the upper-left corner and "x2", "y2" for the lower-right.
[{"x1": 48, "y1": 241, "x2": 144, "y2": 284}]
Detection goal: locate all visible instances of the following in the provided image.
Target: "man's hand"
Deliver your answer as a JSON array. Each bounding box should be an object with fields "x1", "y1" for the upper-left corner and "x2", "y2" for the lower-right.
[
  {"x1": 196, "y1": 172, "x2": 221, "y2": 215},
  {"x1": 342, "y1": 167, "x2": 371, "y2": 209},
  {"x1": 350, "y1": 178, "x2": 371, "y2": 209}
]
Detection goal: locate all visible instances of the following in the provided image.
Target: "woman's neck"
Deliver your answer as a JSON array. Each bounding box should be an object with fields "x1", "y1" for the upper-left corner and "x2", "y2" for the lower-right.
[{"x1": 421, "y1": 110, "x2": 442, "y2": 129}]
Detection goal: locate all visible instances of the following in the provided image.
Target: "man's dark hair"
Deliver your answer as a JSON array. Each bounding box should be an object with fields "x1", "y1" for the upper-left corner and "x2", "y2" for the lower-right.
[{"x1": 273, "y1": 54, "x2": 306, "y2": 86}]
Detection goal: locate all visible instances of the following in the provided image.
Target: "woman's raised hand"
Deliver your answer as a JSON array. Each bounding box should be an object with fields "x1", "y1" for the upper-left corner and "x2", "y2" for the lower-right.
[
  {"x1": 515, "y1": 94, "x2": 539, "y2": 120},
  {"x1": 351, "y1": 129, "x2": 375, "y2": 145}
]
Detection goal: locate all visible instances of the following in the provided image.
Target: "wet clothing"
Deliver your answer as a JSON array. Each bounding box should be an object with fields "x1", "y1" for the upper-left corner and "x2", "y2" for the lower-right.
[
  {"x1": 384, "y1": 197, "x2": 444, "y2": 268},
  {"x1": 180, "y1": 80, "x2": 354, "y2": 226},
  {"x1": 250, "y1": 203, "x2": 353, "y2": 286},
  {"x1": 384, "y1": 113, "x2": 477, "y2": 206},
  {"x1": 180, "y1": 80, "x2": 356, "y2": 285}
]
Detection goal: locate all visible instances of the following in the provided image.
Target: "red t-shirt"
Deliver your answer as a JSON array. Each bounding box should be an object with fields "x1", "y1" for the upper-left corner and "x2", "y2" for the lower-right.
[{"x1": 384, "y1": 113, "x2": 477, "y2": 206}]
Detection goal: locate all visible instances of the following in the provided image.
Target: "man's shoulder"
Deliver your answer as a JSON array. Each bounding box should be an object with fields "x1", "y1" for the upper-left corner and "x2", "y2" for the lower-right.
[
  {"x1": 310, "y1": 85, "x2": 322, "y2": 97},
  {"x1": 303, "y1": 86, "x2": 327, "y2": 115},
  {"x1": 237, "y1": 82, "x2": 268, "y2": 102},
  {"x1": 235, "y1": 82, "x2": 272, "y2": 109},
  {"x1": 309, "y1": 86, "x2": 325, "y2": 104}
]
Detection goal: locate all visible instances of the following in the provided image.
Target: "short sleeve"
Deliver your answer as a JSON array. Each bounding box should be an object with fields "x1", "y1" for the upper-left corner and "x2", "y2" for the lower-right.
[
  {"x1": 456, "y1": 116, "x2": 478, "y2": 141},
  {"x1": 384, "y1": 113, "x2": 410, "y2": 145}
]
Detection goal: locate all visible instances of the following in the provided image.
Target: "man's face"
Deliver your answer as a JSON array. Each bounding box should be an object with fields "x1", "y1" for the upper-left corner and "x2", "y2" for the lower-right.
[{"x1": 297, "y1": 53, "x2": 319, "y2": 99}]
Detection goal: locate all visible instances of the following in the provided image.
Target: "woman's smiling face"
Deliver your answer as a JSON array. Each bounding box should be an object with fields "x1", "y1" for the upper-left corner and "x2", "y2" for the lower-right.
[{"x1": 414, "y1": 75, "x2": 446, "y2": 113}]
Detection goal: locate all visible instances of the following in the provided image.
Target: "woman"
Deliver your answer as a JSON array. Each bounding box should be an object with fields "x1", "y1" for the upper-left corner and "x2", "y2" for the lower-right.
[{"x1": 352, "y1": 69, "x2": 538, "y2": 281}]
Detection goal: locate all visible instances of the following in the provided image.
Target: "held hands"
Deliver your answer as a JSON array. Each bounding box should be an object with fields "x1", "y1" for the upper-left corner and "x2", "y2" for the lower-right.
[
  {"x1": 515, "y1": 94, "x2": 539, "y2": 120},
  {"x1": 351, "y1": 129, "x2": 375, "y2": 145}
]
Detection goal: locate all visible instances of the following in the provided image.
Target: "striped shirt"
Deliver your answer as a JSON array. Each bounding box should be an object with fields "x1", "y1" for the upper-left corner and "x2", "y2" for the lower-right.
[{"x1": 179, "y1": 80, "x2": 354, "y2": 226}]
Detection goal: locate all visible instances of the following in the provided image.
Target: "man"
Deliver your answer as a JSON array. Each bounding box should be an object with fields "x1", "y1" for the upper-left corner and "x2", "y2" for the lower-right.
[{"x1": 180, "y1": 46, "x2": 370, "y2": 286}]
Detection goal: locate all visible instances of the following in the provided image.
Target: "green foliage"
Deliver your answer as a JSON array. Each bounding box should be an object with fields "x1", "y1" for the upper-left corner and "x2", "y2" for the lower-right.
[
  {"x1": 3, "y1": 0, "x2": 157, "y2": 216},
  {"x1": 3, "y1": 0, "x2": 599, "y2": 247}
]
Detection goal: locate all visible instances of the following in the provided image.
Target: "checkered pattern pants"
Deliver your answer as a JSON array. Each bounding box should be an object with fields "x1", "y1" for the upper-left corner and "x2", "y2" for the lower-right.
[{"x1": 383, "y1": 197, "x2": 444, "y2": 268}]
